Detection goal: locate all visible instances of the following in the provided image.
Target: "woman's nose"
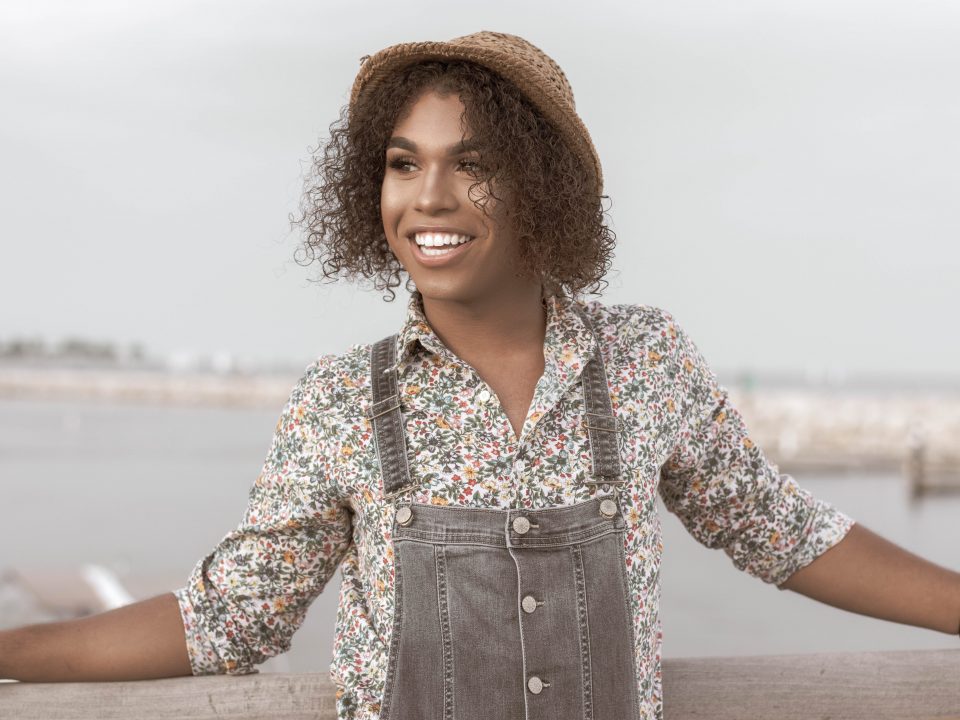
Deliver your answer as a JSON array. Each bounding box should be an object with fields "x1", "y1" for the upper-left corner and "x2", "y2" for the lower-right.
[{"x1": 414, "y1": 166, "x2": 459, "y2": 214}]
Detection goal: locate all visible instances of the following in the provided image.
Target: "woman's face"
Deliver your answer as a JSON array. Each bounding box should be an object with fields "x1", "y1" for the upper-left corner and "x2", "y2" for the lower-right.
[{"x1": 381, "y1": 89, "x2": 535, "y2": 305}]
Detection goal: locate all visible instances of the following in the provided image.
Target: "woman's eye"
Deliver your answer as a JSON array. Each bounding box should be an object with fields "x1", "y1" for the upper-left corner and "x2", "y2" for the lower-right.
[
  {"x1": 387, "y1": 156, "x2": 417, "y2": 172},
  {"x1": 386, "y1": 156, "x2": 482, "y2": 174}
]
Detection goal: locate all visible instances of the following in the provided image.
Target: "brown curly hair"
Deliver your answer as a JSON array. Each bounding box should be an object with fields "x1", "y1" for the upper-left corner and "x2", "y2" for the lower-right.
[{"x1": 291, "y1": 59, "x2": 616, "y2": 301}]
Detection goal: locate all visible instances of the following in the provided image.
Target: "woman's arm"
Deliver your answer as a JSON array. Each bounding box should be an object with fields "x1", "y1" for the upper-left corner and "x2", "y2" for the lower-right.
[
  {"x1": 174, "y1": 356, "x2": 354, "y2": 675},
  {"x1": 2, "y1": 356, "x2": 353, "y2": 681},
  {"x1": 778, "y1": 522, "x2": 960, "y2": 635},
  {"x1": 656, "y1": 309, "x2": 960, "y2": 638},
  {"x1": 656, "y1": 309, "x2": 857, "y2": 590},
  {"x1": 0, "y1": 592, "x2": 192, "y2": 682}
]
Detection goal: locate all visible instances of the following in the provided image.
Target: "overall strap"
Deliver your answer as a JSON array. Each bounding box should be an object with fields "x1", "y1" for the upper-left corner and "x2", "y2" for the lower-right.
[
  {"x1": 367, "y1": 302, "x2": 624, "y2": 498},
  {"x1": 572, "y1": 303, "x2": 624, "y2": 486},
  {"x1": 366, "y1": 334, "x2": 416, "y2": 498}
]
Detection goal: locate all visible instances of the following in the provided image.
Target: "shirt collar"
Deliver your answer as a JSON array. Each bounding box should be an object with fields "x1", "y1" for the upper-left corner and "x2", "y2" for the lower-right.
[
  {"x1": 387, "y1": 290, "x2": 447, "y2": 375},
  {"x1": 386, "y1": 290, "x2": 598, "y2": 385},
  {"x1": 540, "y1": 293, "x2": 599, "y2": 395}
]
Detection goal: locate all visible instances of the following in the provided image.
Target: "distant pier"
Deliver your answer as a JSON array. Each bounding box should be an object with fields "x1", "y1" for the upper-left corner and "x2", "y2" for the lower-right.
[{"x1": 728, "y1": 388, "x2": 960, "y2": 497}]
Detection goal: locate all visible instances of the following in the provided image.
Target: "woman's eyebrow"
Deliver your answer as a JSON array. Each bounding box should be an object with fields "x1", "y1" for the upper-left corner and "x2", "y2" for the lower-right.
[{"x1": 387, "y1": 136, "x2": 478, "y2": 155}]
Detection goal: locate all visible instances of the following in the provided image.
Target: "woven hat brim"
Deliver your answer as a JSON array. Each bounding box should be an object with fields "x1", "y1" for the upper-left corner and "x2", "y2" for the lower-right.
[{"x1": 350, "y1": 41, "x2": 603, "y2": 196}]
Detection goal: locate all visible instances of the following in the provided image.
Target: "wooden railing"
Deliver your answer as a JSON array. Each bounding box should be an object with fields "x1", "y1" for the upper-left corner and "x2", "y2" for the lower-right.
[{"x1": 2, "y1": 648, "x2": 958, "y2": 719}]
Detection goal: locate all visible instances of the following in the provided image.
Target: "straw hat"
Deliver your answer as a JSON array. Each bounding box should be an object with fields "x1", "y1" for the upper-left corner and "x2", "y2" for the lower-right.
[{"x1": 350, "y1": 30, "x2": 604, "y2": 197}]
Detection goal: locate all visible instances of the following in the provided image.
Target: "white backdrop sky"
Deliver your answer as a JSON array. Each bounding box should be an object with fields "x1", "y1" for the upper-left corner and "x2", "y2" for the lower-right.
[{"x1": 1, "y1": 0, "x2": 958, "y2": 380}]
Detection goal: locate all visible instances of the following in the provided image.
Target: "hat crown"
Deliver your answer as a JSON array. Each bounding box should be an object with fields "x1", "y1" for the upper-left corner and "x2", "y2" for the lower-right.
[{"x1": 446, "y1": 31, "x2": 577, "y2": 110}]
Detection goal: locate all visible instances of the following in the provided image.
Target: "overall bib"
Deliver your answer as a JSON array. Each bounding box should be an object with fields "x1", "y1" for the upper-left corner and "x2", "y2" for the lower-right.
[{"x1": 366, "y1": 307, "x2": 641, "y2": 720}]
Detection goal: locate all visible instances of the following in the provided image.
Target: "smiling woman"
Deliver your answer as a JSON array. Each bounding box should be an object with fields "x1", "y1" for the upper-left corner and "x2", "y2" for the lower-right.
[
  {"x1": 2, "y1": 27, "x2": 959, "y2": 720},
  {"x1": 291, "y1": 51, "x2": 615, "y2": 302}
]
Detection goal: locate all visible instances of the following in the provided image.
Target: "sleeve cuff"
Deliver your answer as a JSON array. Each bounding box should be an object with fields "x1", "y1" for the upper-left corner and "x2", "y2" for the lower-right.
[
  {"x1": 728, "y1": 481, "x2": 857, "y2": 587},
  {"x1": 174, "y1": 584, "x2": 259, "y2": 676},
  {"x1": 772, "y1": 500, "x2": 857, "y2": 588}
]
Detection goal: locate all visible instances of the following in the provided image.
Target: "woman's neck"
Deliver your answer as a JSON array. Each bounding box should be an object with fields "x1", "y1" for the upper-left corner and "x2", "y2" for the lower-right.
[{"x1": 419, "y1": 284, "x2": 547, "y2": 365}]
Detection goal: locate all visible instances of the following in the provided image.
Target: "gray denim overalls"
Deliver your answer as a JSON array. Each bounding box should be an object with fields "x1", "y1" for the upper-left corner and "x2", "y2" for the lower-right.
[{"x1": 366, "y1": 306, "x2": 641, "y2": 720}]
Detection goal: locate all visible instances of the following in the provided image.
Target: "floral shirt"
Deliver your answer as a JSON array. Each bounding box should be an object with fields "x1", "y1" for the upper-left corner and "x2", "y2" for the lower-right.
[{"x1": 175, "y1": 291, "x2": 856, "y2": 720}]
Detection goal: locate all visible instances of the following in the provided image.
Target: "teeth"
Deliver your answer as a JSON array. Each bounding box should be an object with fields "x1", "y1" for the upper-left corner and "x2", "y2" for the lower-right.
[
  {"x1": 413, "y1": 232, "x2": 473, "y2": 247},
  {"x1": 421, "y1": 246, "x2": 457, "y2": 256}
]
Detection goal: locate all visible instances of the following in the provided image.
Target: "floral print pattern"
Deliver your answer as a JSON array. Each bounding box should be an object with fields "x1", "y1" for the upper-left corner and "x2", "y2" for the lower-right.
[{"x1": 175, "y1": 291, "x2": 855, "y2": 720}]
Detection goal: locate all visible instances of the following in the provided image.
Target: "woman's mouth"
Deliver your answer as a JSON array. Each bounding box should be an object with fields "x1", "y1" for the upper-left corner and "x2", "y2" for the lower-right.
[{"x1": 408, "y1": 232, "x2": 476, "y2": 266}]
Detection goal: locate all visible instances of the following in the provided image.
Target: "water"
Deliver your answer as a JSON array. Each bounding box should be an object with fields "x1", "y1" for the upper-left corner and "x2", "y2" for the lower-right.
[{"x1": 2, "y1": 397, "x2": 958, "y2": 674}]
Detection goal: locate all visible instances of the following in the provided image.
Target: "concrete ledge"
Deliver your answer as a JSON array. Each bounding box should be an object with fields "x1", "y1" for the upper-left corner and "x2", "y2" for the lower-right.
[
  {"x1": 1, "y1": 648, "x2": 958, "y2": 719},
  {"x1": 663, "y1": 648, "x2": 960, "y2": 719}
]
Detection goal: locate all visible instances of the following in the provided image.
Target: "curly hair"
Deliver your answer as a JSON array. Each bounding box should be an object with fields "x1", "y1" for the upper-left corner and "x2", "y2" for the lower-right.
[{"x1": 291, "y1": 59, "x2": 616, "y2": 301}]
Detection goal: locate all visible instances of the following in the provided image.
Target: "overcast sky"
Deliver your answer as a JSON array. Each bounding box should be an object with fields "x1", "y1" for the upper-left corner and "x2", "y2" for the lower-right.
[{"x1": 1, "y1": 0, "x2": 958, "y2": 382}]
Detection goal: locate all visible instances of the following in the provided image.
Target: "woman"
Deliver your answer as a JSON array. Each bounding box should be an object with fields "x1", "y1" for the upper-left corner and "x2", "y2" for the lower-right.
[{"x1": 1, "y1": 30, "x2": 958, "y2": 720}]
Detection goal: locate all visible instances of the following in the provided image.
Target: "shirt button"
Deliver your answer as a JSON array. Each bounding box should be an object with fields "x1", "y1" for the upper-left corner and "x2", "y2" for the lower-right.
[
  {"x1": 477, "y1": 389, "x2": 491, "y2": 403},
  {"x1": 521, "y1": 594, "x2": 538, "y2": 613},
  {"x1": 599, "y1": 498, "x2": 618, "y2": 518},
  {"x1": 527, "y1": 675, "x2": 545, "y2": 694},
  {"x1": 396, "y1": 506, "x2": 413, "y2": 526},
  {"x1": 512, "y1": 516, "x2": 531, "y2": 534}
]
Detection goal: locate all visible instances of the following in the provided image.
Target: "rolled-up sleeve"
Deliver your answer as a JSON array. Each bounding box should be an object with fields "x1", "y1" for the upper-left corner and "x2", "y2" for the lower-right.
[
  {"x1": 656, "y1": 312, "x2": 856, "y2": 588},
  {"x1": 174, "y1": 357, "x2": 354, "y2": 674}
]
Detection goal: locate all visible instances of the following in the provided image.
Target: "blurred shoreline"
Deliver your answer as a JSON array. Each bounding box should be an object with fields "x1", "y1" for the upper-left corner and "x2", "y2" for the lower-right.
[
  {"x1": 1, "y1": 363, "x2": 959, "y2": 484},
  {"x1": 0, "y1": 365, "x2": 300, "y2": 408},
  {"x1": 3, "y1": 359, "x2": 960, "y2": 402}
]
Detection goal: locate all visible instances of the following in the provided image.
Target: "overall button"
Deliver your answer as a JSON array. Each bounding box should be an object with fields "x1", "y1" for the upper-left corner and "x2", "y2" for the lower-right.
[
  {"x1": 396, "y1": 506, "x2": 413, "y2": 526},
  {"x1": 476, "y1": 389, "x2": 491, "y2": 403},
  {"x1": 512, "y1": 516, "x2": 531, "y2": 534},
  {"x1": 521, "y1": 594, "x2": 538, "y2": 613},
  {"x1": 599, "y1": 498, "x2": 618, "y2": 518},
  {"x1": 527, "y1": 676, "x2": 550, "y2": 694}
]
